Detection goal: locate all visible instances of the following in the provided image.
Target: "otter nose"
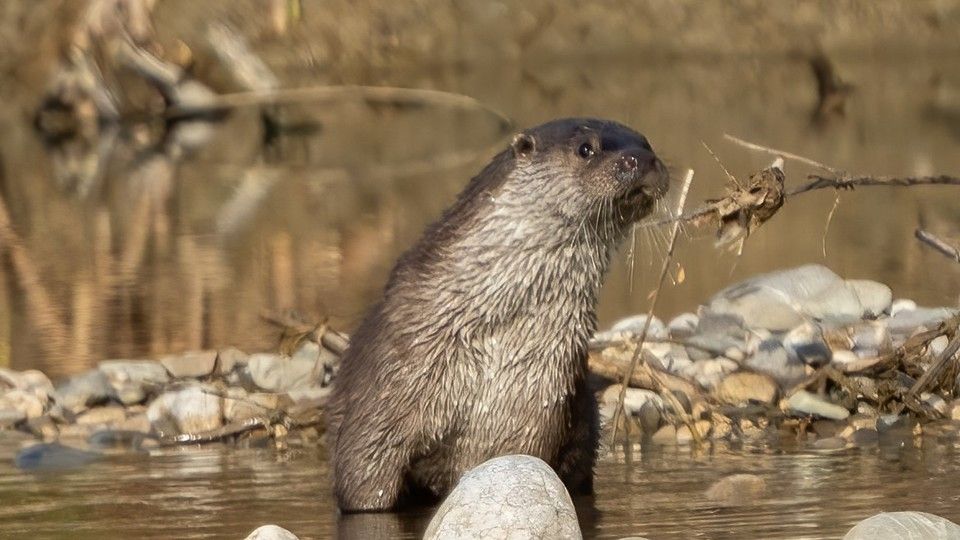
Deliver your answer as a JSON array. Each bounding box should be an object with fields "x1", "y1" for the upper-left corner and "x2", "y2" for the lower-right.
[{"x1": 622, "y1": 155, "x2": 639, "y2": 171}]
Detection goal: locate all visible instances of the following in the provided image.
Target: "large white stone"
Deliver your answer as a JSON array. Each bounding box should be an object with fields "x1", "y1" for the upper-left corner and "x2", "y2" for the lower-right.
[{"x1": 843, "y1": 511, "x2": 960, "y2": 539}]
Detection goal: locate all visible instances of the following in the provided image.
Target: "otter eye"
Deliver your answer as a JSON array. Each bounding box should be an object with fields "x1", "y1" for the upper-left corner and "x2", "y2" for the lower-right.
[{"x1": 577, "y1": 142, "x2": 595, "y2": 159}]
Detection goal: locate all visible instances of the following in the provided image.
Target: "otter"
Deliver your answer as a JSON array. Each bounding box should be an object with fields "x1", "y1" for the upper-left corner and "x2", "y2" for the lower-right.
[{"x1": 327, "y1": 117, "x2": 669, "y2": 512}]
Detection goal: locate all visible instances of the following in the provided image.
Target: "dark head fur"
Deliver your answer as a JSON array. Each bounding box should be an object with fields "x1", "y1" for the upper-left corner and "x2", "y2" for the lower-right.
[{"x1": 328, "y1": 118, "x2": 669, "y2": 512}]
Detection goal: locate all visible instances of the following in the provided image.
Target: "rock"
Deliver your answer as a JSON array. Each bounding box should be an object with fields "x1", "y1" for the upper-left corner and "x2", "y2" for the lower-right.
[
  {"x1": 707, "y1": 265, "x2": 864, "y2": 331},
  {"x1": 846, "y1": 279, "x2": 892, "y2": 318},
  {"x1": 712, "y1": 372, "x2": 779, "y2": 406},
  {"x1": 643, "y1": 343, "x2": 692, "y2": 375},
  {"x1": 638, "y1": 401, "x2": 662, "y2": 434},
  {"x1": 950, "y1": 400, "x2": 960, "y2": 421},
  {"x1": 812, "y1": 419, "x2": 843, "y2": 438},
  {"x1": 929, "y1": 335, "x2": 950, "y2": 358},
  {"x1": 887, "y1": 307, "x2": 958, "y2": 336},
  {"x1": 830, "y1": 349, "x2": 860, "y2": 367},
  {"x1": 0, "y1": 368, "x2": 54, "y2": 397},
  {"x1": 921, "y1": 392, "x2": 949, "y2": 417},
  {"x1": 56, "y1": 369, "x2": 117, "y2": 413},
  {"x1": 286, "y1": 386, "x2": 332, "y2": 404},
  {"x1": 783, "y1": 323, "x2": 832, "y2": 367},
  {"x1": 843, "y1": 511, "x2": 960, "y2": 539},
  {"x1": 243, "y1": 525, "x2": 300, "y2": 540},
  {"x1": 877, "y1": 414, "x2": 915, "y2": 433},
  {"x1": 668, "y1": 312, "x2": 699, "y2": 339},
  {"x1": 76, "y1": 405, "x2": 127, "y2": 427},
  {"x1": 244, "y1": 353, "x2": 319, "y2": 392},
  {"x1": 0, "y1": 389, "x2": 45, "y2": 419},
  {"x1": 423, "y1": 455, "x2": 581, "y2": 540},
  {"x1": 681, "y1": 358, "x2": 739, "y2": 390},
  {"x1": 160, "y1": 350, "x2": 218, "y2": 378},
  {"x1": 224, "y1": 389, "x2": 288, "y2": 423},
  {"x1": 745, "y1": 339, "x2": 806, "y2": 387},
  {"x1": 684, "y1": 334, "x2": 744, "y2": 362},
  {"x1": 216, "y1": 347, "x2": 248, "y2": 375},
  {"x1": 651, "y1": 424, "x2": 677, "y2": 444},
  {"x1": 677, "y1": 420, "x2": 711, "y2": 444},
  {"x1": 15, "y1": 443, "x2": 102, "y2": 470},
  {"x1": 848, "y1": 428, "x2": 879, "y2": 446},
  {"x1": 147, "y1": 386, "x2": 223, "y2": 435},
  {"x1": 87, "y1": 429, "x2": 153, "y2": 452},
  {"x1": 889, "y1": 298, "x2": 917, "y2": 316},
  {"x1": 0, "y1": 406, "x2": 26, "y2": 427},
  {"x1": 848, "y1": 322, "x2": 891, "y2": 354},
  {"x1": 112, "y1": 380, "x2": 147, "y2": 406},
  {"x1": 812, "y1": 436, "x2": 846, "y2": 450},
  {"x1": 786, "y1": 390, "x2": 850, "y2": 420},
  {"x1": 705, "y1": 474, "x2": 766, "y2": 506},
  {"x1": 98, "y1": 360, "x2": 170, "y2": 385}
]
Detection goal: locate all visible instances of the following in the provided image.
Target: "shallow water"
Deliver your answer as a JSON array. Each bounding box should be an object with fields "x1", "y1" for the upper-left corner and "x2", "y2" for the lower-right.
[{"x1": 2, "y1": 432, "x2": 960, "y2": 539}]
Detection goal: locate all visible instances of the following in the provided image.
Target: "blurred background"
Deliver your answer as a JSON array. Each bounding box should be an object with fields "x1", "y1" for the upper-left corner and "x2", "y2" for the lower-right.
[{"x1": 1, "y1": 0, "x2": 959, "y2": 378}]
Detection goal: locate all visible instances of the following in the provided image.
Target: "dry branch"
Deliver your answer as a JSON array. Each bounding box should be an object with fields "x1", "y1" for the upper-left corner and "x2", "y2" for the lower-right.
[{"x1": 915, "y1": 228, "x2": 960, "y2": 263}]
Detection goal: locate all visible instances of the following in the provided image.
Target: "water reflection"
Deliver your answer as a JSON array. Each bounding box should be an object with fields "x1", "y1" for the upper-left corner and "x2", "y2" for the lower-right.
[{"x1": 0, "y1": 56, "x2": 958, "y2": 379}]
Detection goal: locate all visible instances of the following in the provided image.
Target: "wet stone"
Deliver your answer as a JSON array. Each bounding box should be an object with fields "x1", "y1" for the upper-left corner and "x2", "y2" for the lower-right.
[
  {"x1": 638, "y1": 401, "x2": 661, "y2": 434},
  {"x1": 605, "y1": 314, "x2": 668, "y2": 341},
  {"x1": 651, "y1": 424, "x2": 677, "y2": 444},
  {"x1": 244, "y1": 525, "x2": 300, "y2": 540},
  {"x1": 876, "y1": 414, "x2": 914, "y2": 433},
  {"x1": 682, "y1": 358, "x2": 739, "y2": 390},
  {"x1": 786, "y1": 390, "x2": 850, "y2": 420},
  {"x1": 15, "y1": 443, "x2": 102, "y2": 471},
  {"x1": 843, "y1": 511, "x2": 960, "y2": 540},
  {"x1": 848, "y1": 322, "x2": 891, "y2": 353},
  {"x1": 886, "y1": 307, "x2": 958, "y2": 336},
  {"x1": 160, "y1": 350, "x2": 218, "y2": 379},
  {"x1": 0, "y1": 389, "x2": 45, "y2": 420},
  {"x1": 76, "y1": 405, "x2": 127, "y2": 427},
  {"x1": 921, "y1": 392, "x2": 949, "y2": 417},
  {"x1": 848, "y1": 428, "x2": 879, "y2": 446},
  {"x1": 216, "y1": 347, "x2": 248, "y2": 376},
  {"x1": 889, "y1": 298, "x2": 917, "y2": 316},
  {"x1": 0, "y1": 368, "x2": 54, "y2": 397},
  {"x1": 424, "y1": 455, "x2": 582, "y2": 540},
  {"x1": 667, "y1": 312, "x2": 699, "y2": 339},
  {"x1": 744, "y1": 339, "x2": 806, "y2": 387},
  {"x1": 712, "y1": 372, "x2": 778, "y2": 406},
  {"x1": 98, "y1": 360, "x2": 169, "y2": 386},
  {"x1": 812, "y1": 419, "x2": 843, "y2": 438},
  {"x1": 245, "y1": 353, "x2": 319, "y2": 392},
  {"x1": 87, "y1": 429, "x2": 152, "y2": 452},
  {"x1": 812, "y1": 436, "x2": 847, "y2": 450},
  {"x1": 705, "y1": 474, "x2": 766, "y2": 506}
]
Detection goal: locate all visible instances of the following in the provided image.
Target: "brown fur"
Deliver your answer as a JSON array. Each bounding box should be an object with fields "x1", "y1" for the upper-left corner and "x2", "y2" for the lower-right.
[{"x1": 327, "y1": 118, "x2": 669, "y2": 512}]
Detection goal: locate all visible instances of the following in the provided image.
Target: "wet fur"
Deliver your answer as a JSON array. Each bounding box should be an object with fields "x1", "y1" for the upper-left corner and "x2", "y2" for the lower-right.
[{"x1": 327, "y1": 118, "x2": 668, "y2": 512}]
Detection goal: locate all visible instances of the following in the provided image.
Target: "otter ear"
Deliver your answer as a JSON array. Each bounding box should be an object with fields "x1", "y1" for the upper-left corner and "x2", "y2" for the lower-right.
[{"x1": 511, "y1": 133, "x2": 536, "y2": 157}]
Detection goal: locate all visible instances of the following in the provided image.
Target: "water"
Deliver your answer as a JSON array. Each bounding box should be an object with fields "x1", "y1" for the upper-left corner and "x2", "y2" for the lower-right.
[
  {"x1": 1, "y1": 47, "x2": 960, "y2": 537},
  {"x1": 1, "y1": 433, "x2": 960, "y2": 539}
]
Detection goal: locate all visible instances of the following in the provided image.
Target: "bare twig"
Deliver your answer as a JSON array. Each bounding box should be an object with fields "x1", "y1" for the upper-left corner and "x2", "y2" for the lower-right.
[
  {"x1": 905, "y1": 323, "x2": 960, "y2": 402},
  {"x1": 915, "y1": 228, "x2": 960, "y2": 263},
  {"x1": 723, "y1": 133, "x2": 842, "y2": 175},
  {"x1": 610, "y1": 169, "x2": 695, "y2": 445},
  {"x1": 788, "y1": 174, "x2": 960, "y2": 196}
]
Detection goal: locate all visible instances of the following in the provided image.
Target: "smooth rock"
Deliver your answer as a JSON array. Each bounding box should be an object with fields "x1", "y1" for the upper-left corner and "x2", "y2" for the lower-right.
[
  {"x1": 98, "y1": 360, "x2": 170, "y2": 385},
  {"x1": 677, "y1": 420, "x2": 711, "y2": 444},
  {"x1": 602, "y1": 386, "x2": 663, "y2": 417},
  {"x1": 707, "y1": 265, "x2": 863, "y2": 331},
  {"x1": 638, "y1": 401, "x2": 662, "y2": 434},
  {"x1": 217, "y1": 347, "x2": 248, "y2": 375},
  {"x1": 668, "y1": 312, "x2": 699, "y2": 339},
  {"x1": 830, "y1": 349, "x2": 860, "y2": 367},
  {"x1": 224, "y1": 389, "x2": 287, "y2": 423},
  {"x1": 147, "y1": 386, "x2": 223, "y2": 435},
  {"x1": 112, "y1": 380, "x2": 147, "y2": 406},
  {"x1": 812, "y1": 436, "x2": 847, "y2": 450},
  {"x1": 245, "y1": 353, "x2": 319, "y2": 392},
  {"x1": 921, "y1": 392, "x2": 949, "y2": 417},
  {"x1": 0, "y1": 406, "x2": 26, "y2": 427},
  {"x1": 56, "y1": 369, "x2": 117, "y2": 413},
  {"x1": 887, "y1": 307, "x2": 958, "y2": 336},
  {"x1": 786, "y1": 390, "x2": 850, "y2": 420},
  {"x1": 608, "y1": 314, "x2": 668, "y2": 340},
  {"x1": 843, "y1": 511, "x2": 960, "y2": 539},
  {"x1": 848, "y1": 428, "x2": 879, "y2": 446},
  {"x1": 889, "y1": 298, "x2": 917, "y2": 316},
  {"x1": 76, "y1": 405, "x2": 127, "y2": 426},
  {"x1": 87, "y1": 429, "x2": 153, "y2": 452},
  {"x1": 929, "y1": 335, "x2": 950, "y2": 358},
  {"x1": 423, "y1": 455, "x2": 581, "y2": 540},
  {"x1": 846, "y1": 279, "x2": 892, "y2": 318},
  {"x1": 651, "y1": 424, "x2": 677, "y2": 444},
  {"x1": 705, "y1": 474, "x2": 766, "y2": 506},
  {"x1": 849, "y1": 322, "x2": 891, "y2": 353},
  {"x1": 877, "y1": 414, "x2": 915, "y2": 433},
  {"x1": 286, "y1": 386, "x2": 332, "y2": 404},
  {"x1": 713, "y1": 372, "x2": 778, "y2": 406},
  {"x1": 160, "y1": 350, "x2": 218, "y2": 379},
  {"x1": 0, "y1": 368, "x2": 54, "y2": 397},
  {"x1": 0, "y1": 389, "x2": 45, "y2": 419},
  {"x1": 643, "y1": 343, "x2": 692, "y2": 375},
  {"x1": 243, "y1": 525, "x2": 300, "y2": 540},
  {"x1": 950, "y1": 400, "x2": 960, "y2": 421},
  {"x1": 783, "y1": 323, "x2": 832, "y2": 367},
  {"x1": 696, "y1": 310, "x2": 747, "y2": 340},
  {"x1": 15, "y1": 443, "x2": 102, "y2": 470},
  {"x1": 745, "y1": 339, "x2": 806, "y2": 387},
  {"x1": 681, "y1": 358, "x2": 739, "y2": 390}
]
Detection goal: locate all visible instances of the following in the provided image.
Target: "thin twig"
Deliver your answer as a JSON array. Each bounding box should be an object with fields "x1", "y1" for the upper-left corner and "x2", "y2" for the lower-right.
[
  {"x1": 905, "y1": 325, "x2": 960, "y2": 401},
  {"x1": 610, "y1": 169, "x2": 694, "y2": 445},
  {"x1": 915, "y1": 228, "x2": 960, "y2": 263},
  {"x1": 788, "y1": 174, "x2": 960, "y2": 196},
  {"x1": 723, "y1": 133, "x2": 842, "y2": 175}
]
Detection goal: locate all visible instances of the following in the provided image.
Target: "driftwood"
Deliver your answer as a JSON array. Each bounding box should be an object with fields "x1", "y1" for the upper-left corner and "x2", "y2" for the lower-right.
[{"x1": 915, "y1": 228, "x2": 960, "y2": 263}]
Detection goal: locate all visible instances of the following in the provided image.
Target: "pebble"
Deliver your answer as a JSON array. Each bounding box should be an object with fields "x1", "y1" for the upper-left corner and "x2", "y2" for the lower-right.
[
  {"x1": 889, "y1": 298, "x2": 917, "y2": 316},
  {"x1": 712, "y1": 372, "x2": 778, "y2": 406},
  {"x1": 843, "y1": 511, "x2": 960, "y2": 539},
  {"x1": 243, "y1": 525, "x2": 300, "y2": 540},
  {"x1": 0, "y1": 389, "x2": 45, "y2": 420},
  {"x1": 76, "y1": 405, "x2": 127, "y2": 427},
  {"x1": 147, "y1": 385, "x2": 223, "y2": 435},
  {"x1": 667, "y1": 312, "x2": 699, "y2": 339},
  {"x1": 744, "y1": 339, "x2": 806, "y2": 387},
  {"x1": 423, "y1": 455, "x2": 582, "y2": 540},
  {"x1": 812, "y1": 436, "x2": 847, "y2": 450},
  {"x1": 15, "y1": 443, "x2": 103, "y2": 470},
  {"x1": 651, "y1": 424, "x2": 677, "y2": 444},
  {"x1": 606, "y1": 314, "x2": 668, "y2": 341},
  {"x1": 681, "y1": 358, "x2": 738, "y2": 390},
  {"x1": 217, "y1": 347, "x2": 248, "y2": 375},
  {"x1": 160, "y1": 350, "x2": 218, "y2": 379},
  {"x1": 244, "y1": 353, "x2": 319, "y2": 392},
  {"x1": 55, "y1": 369, "x2": 117, "y2": 413},
  {"x1": 845, "y1": 279, "x2": 892, "y2": 318},
  {"x1": 705, "y1": 474, "x2": 766, "y2": 506},
  {"x1": 921, "y1": 392, "x2": 949, "y2": 417},
  {"x1": 929, "y1": 335, "x2": 950, "y2": 358},
  {"x1": 786, "y1": 390, "x2": 850, "y2": 420},
  {"x1": 783, "y1": 323, "x2": 832, "y2": 367},
  {"x1": 98, "y1": 360, "x2": 170, "y2": 385}
]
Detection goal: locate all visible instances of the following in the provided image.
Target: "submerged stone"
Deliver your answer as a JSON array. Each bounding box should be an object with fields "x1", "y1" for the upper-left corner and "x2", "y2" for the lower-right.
[
  {"x1": 244, "y1": 525, "x2": 300, "y2": 540},
  {"x1": 705, "y1": 474, "x2": 766, "y2": 506},
  {"x1": 843, "y1": 511, "x2": 960, "y2": 540},
  {"x1": 423, "y1": 455, "x2": 581, "y2": 540},
  {"x1": 15, "y1": 443, "x2": 102, "y2": 470}
]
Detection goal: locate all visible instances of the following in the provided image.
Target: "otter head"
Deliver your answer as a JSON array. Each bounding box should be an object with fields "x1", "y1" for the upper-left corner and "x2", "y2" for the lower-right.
[{"x1": 506, "y1": 118, "x2": 669, "y2": 234}]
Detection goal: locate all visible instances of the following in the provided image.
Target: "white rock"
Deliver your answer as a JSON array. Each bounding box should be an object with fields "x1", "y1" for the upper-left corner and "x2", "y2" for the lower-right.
[
  {"x1": 147, "y1": 386, "x2": 222, "y2": 435},
  {"x1": 243, "y1": 525, "x2": 300, "y2": 540},
  {"x1": 423, "y1": 455, "x2": 581, "y2": 540},
  {"x1": 846, "y1": 279, "x2": 893, "y2": 318},
  {"x1": 843, "y1": 511, "x2": 960, "y2": 539}
]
